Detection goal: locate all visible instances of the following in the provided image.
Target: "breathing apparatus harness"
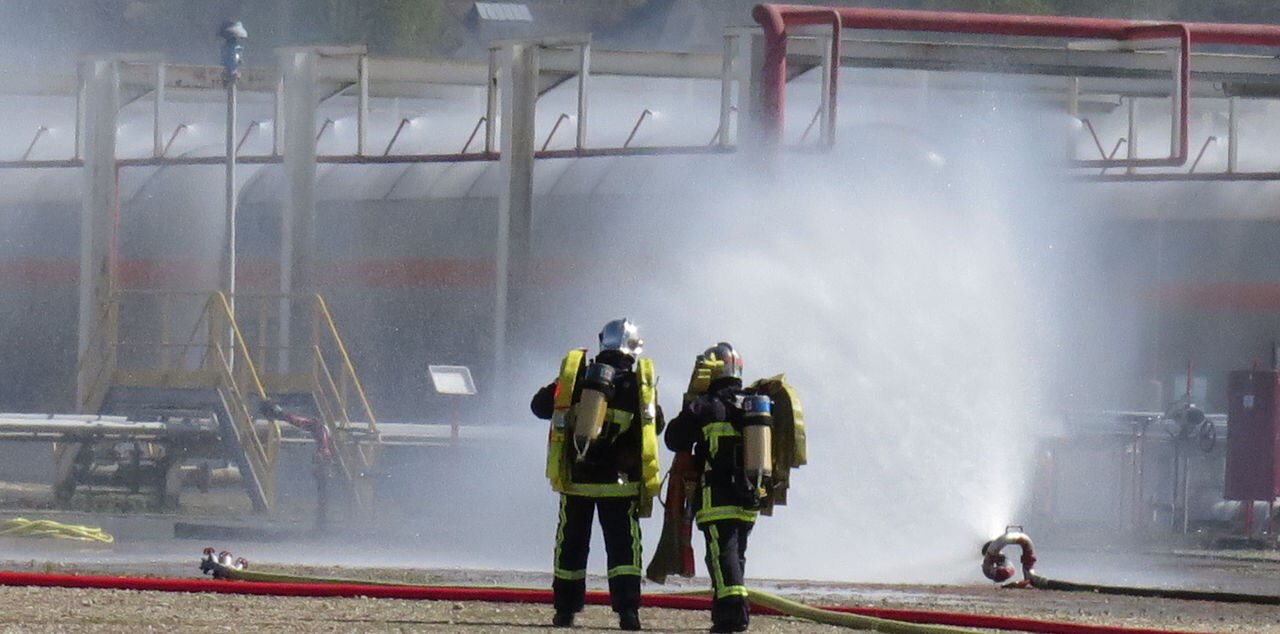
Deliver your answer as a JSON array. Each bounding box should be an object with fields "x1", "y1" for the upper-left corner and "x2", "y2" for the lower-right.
[{"x1": 544, "y1": 349, "x2": 660, "y2": 514}]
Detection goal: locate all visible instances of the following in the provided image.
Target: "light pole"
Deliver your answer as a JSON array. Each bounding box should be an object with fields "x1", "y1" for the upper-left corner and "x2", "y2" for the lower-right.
[{"x1": 219, "y1": 20, "x2": 246, "y2": 361}]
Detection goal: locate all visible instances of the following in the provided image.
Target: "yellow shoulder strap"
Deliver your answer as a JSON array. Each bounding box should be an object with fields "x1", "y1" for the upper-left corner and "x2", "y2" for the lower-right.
[
  {"x1": 552, "y1": 349, "x2": 587, "y2": 425},
  {"x1": 636, "y1": 358, "x2": 661, "y2": 512},
  {"x1": 546, "y1": 349, "x2": 587, "y2": 492}
]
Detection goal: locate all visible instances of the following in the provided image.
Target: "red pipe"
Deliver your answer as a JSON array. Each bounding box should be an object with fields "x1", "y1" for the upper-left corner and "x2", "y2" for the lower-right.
[
  {"x1": 0, "y1": 570, "x2": 1218, "y2": 634},
  {"x1": 752, "y1": 4, "x2": 1195, "y2": 166}
]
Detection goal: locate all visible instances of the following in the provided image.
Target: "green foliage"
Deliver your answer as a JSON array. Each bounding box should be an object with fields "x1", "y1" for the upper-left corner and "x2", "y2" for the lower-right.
[{"x1": 358, "y1": 0, "x2": 460, "y2": 57}]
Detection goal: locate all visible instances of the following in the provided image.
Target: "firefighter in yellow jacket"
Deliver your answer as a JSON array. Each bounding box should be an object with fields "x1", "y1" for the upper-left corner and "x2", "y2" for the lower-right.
[
  {"x1": 663, "y1": 342, "x2": 760, "y2": 633},
  {"x1": 531, "y1": 318, "x2": 663, "y2": 630}
]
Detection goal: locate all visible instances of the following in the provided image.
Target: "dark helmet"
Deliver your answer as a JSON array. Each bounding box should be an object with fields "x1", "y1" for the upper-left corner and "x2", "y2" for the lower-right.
[
  {"x1": 700, "y1": 342, "x2": 743, "y2": 380},
  {"x1": 599, "y1": 318, "x2": 643, "y2": 358}
]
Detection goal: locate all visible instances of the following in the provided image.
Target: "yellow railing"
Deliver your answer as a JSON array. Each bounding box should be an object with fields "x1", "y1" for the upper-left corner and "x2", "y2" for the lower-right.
[
  {"x1": 233, "y1": 293, "x2": 379, "y2": 511},
  {"x1": 74, "y1": 290, "x2": 280, "y2": 510}
]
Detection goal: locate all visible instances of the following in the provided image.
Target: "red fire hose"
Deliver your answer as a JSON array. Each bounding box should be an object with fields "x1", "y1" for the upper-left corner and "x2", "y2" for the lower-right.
[{"x1": 0, "y1": 569, "x2": 1218, "y2": 634}]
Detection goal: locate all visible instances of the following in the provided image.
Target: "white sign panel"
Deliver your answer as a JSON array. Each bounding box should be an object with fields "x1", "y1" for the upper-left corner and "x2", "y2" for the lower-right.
[{"x1": 429, "y1": 365, "x2": 477, "y2": 396}]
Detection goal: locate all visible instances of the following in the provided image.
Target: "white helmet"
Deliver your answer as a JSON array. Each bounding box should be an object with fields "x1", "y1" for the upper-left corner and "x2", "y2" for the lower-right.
[
  {"x1": 701, "y1": 342, "x2": 743, "y2": 380},
  {"x1": 599, "y1": 318, "x2": 643, "y2": 358}
]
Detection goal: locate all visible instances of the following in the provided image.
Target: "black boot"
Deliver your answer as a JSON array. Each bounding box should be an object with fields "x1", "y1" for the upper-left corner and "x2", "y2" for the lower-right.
[
  {"x1": 552, "y1": 610, "x2": 575, "y2": 627},
  {"x1": 618, "y1": 610, "x2": 642, "y2": 631}
]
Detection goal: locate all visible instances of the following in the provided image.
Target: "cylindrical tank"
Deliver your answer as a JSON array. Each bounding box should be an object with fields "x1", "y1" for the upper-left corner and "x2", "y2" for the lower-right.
[
  {"x1": 741, "y1": 393, "x2": 773, "y2": 494},
  {"x1": 573, "y1": 362, "x2": 616, "y2": 459}
]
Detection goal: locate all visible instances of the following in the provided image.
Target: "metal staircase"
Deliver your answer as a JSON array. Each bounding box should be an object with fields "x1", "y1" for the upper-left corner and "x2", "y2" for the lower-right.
[
  {"x1": 75, "y1": 291, "x2": 378, "y2": 514},
  {"x1": 237, "y1": 293, "x2": 380, "y2": 512}
]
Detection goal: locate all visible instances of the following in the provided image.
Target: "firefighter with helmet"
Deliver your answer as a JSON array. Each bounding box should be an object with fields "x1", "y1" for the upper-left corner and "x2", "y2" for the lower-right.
[
  {"x1": 664, "y1": 342, "x2": 763, "y2": 633},
  {"x1": 531, "y1": 318, "x2": 663, "y2": 631}
]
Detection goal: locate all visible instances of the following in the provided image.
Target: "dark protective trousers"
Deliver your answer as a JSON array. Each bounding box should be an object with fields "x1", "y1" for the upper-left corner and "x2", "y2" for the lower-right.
[
  {"x1": 702, "y1": 519, "x2": 754, "y2": 631},
  {"x1": 552, "y1": 494, "x2": 642, "y2": 614}
]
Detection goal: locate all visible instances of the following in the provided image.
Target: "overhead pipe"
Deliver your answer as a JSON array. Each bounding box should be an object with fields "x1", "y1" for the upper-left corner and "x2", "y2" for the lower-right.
[
  {"x1": 1098, "y1": 138, "x2": 1128, "y2": 176},
  {"x1": 1188, "y1": 136, "x2": 1217, "y2": 173},
  {"x1": 20, "y1": 126, "x2": 49, "y2": 161},
  {"x1": 159, "y1": 124, "x2": 189, "y2": 158},
  {"x1": 708, "y1": 106, "x2": 739, "y2": 146},
  {"x1": 541, "y1": 113, "x2": 573, "y2": 152},
  {"x1": 236, "y1": 120, "x2": 262, "y2": 155},
  {"x1": 97, "y1": 143, "x2": 731, "y2": 170},
  {"x1": 1079, "y1": 119, "x2": 1110, "y2": 161},
  {"x1": 623, "y1": 109, "x2": 655, "y2": 148},
  {"x1": 751, "y1": 5, "x2": 840, "y2": 151},
  {"x1": 460, "y1": 116, "x2": 488, "y2": 154},
  {"x1": 384, "y1": 117, "x2": 413, "y2": 156},
  {"x1": 315, "y1": 117, "x2": 335, "y2": 143},
  {"x1": 752, "y1": 4, "x2": 1188, "y2": 168},
  {"x1": 798, "y1": 106, "x2": 824, "y2": 145}
]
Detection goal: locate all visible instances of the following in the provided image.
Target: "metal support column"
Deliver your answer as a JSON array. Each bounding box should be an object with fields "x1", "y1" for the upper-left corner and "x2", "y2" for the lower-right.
[
  {"x1": 819, "y1": 35, "x2": 836, "y2": 147},
  {"x1": 74, "y1": 66, "x2": 87, "y2": 161},
  {"x1": 77, "y1": 59, "x2": 120, "y2": 411},
  {"x1": 576, "y1": 42, "x2": 590, "y2": 150},
  {"x1": 719, "y1": 33, "x2": 738, "y2": 148},
  {"x1": 1126, "y1": 96, "x2": 1138, "y2": 175},
  {"x1": 357, "y1": 54, "x2": 369, "y2": 156},
  {"x1": 1228, "y1": 96, "x2": 1239, "y2": 173},
  {"x1": 743, "y1": 31, "x2": 769, "y2": 153},
  {"x1": 485, "y1": 48, "x2": 498, "y2": 154},
  {"x1": 153, "y1": 63, "x2": 166, "y2": 157},
  {"x1": 494, "y1": 42, "x2": 539, "y2": 377},
  {"x1": 278, "y1": 49, "x2": 319, "y2": 373},
  {"x1": 223, "y1": 70, "x2": 239, "y2": 351},
  {"x1": 1067, "y1": 76, "x2": 1079, "y2": 160}
]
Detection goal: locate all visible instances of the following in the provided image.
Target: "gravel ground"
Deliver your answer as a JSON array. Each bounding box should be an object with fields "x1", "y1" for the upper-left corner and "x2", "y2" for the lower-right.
[{"x1": 3, "y1": 559, "x2": 1280, "y2": 633}]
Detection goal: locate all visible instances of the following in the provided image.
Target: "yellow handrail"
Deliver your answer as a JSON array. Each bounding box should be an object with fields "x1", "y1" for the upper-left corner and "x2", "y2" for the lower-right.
[
  {"x1": 312, "y1": 347, "x2": 352, "y2": 429},
  {"x1": 206, "y1": 292, "x2": 268, "y2": 399},
  {"x1": 313, "y1": 294, "x2": 378, "y2": 435}
]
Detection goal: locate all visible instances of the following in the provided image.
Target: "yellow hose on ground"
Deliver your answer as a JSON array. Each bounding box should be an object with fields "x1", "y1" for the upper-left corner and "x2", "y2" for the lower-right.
[
  {"x1": 748, "y1": 588, "x2": 977, "y2": 634},
  {"x1": 0, "y1": 518, "x2": 113, "y2": 543},
  {"x1": 221, "y1": 566, "x2": 978, "y2": 633}
]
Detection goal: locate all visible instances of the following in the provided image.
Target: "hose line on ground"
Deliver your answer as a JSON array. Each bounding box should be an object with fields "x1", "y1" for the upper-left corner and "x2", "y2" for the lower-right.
[
  {"x1": 0, "y1": 567, "x2": 1220, "y2": 634},
  {"x1": 210, "y1": 564, "x2": 973, "y2": 634},
  {"x1": 209, "y1": 561, "x2": 1215, "y2": 634},
  {"x1": 1029, "y1": 573, "x2": 1280, "y2": 605}
]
